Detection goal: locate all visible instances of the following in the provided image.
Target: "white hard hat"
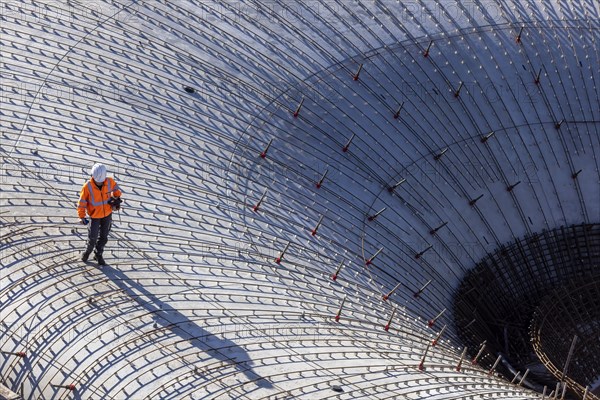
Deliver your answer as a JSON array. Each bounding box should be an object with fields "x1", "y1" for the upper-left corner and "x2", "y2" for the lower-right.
[{"x1": 91, "y1": 163, "x2": 107, "y2": 182}]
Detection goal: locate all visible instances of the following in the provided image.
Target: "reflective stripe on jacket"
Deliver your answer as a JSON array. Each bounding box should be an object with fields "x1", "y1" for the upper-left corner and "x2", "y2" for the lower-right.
[{"x1": 77, "y1": 177, "x2": 122, "y2": 219}]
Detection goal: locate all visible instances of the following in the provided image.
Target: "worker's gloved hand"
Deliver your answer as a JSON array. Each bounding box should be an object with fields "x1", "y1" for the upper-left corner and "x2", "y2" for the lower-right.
[
  {"x1": 108, "y1": 197, "x2": 122, "y2": 211},
  {"x1": 80, "y1": 218, "x2": 89, "y2": 225}
]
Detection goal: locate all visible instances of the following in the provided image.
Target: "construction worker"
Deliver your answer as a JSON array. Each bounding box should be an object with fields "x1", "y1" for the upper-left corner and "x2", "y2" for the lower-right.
[{"x1": 77, "y1": 163, "x2": 122, "y2": 265}]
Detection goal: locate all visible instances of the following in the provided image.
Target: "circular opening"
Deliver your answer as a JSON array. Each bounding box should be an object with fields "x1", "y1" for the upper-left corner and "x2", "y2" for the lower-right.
[
  {"x1": 453, "y1": 224, "x2": 600, "y2": 399},
  {"x1": 532, "y1": 276, "x2": 600, "y2": 394}
]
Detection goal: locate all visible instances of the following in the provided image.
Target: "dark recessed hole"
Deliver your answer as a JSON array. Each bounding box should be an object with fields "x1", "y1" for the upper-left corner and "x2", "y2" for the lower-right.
[
  {"x1": 331, "y1": 385, "x2": 344, "y2": 393},
  {"x1": 454, "y1": 223, "x2": 600, "y2": 398}
]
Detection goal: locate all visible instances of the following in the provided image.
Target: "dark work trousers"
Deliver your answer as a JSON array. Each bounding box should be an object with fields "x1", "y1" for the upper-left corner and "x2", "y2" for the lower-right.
[{"x1": 85, "y1": 214, "x2": 112, "y2": 256}]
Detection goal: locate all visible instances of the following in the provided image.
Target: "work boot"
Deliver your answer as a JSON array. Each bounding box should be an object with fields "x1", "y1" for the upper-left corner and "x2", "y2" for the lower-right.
[
  {"x1": 94, "y1": 253, "x2": 106, "y2": 266},
  {"x1": 81, "y1": 251, "x2": 91, "y2": 262}
]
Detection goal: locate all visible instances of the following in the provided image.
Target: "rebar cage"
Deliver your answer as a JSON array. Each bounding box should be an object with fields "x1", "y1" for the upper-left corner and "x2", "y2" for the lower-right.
[{"x1": 454, "y1": 223, "x2": 600, "y2": 399}]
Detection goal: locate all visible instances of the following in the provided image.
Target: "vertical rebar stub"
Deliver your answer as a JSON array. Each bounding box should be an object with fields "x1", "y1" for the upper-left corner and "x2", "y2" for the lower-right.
[
  {"x1": 51, "y1": 384, "x2": 76, "y2": 391},
  {"x1": 311, "y1": 214, "x2": 325, "y2": 236},
  {"x1": 366, "y1": 247, "x2": 384, "y2": 265},
  {"x1": 335, "y1": 295, "x2": 347, "y2": 322},
  {"x1": 415, "y1": 244, "x2": 433, "y2": 259},
  {"x1": 260, "y1": 138, "x2": 273, "y2": 159},
  {"x1": 469, "y1": 194, "x2": 484, "y2": 206},
  {"x1": 414, "y1": 280, "x2": 432, "y2": 298},
  {"x1": 428, "y1": 308, "x2": 446, "y2": 327},
  {"x1": 332, "y1": 261, "x2": 344, "y2": 281},
  {"x1": 507, "y1": 181, "x2": 521, "y2": 192},
  {"x1": 342, "y1": 133, "x2": 355, "y2": 153},
  {"x1": 431, "y1": 325, "x2": 447, "y2": 346},
  {"x1": 275, "y1": 241, "x2": 290, "y2": 264},
  {"x1": 516, "y1": 26, "x2": 524, "y2": 43},
  {"x1": 393, "y1": 102, "x2": 405, "y2": 119},
  {"x1": 423, "y1": 40, "x2": 433, "y2": 57},
  {"x1": 454, "y1": 81, "x2": 464, "y2": 98},
  {"x1": 382, "y1": 282, "x2": 401, "y2": 301},
  {"x1": 293, "y1": 97, "x2": 305, "y2": 118},
  {"x1": 388, "y1": 178, "x2": 406, "y2": 193},
  {"x1": 0, "y1": 350, "x2": 26, "y2": 358},
  {"x1": 384, "y1": 307, "x2": 397, "y2": 331},
  {"x1": 418, "y1": 343, "x2": 431, "y2": 370},
  {"x1": 456, "y1": 347, "x2": 467, "y2": 372},
  {"x1": 480, "y1": 131, "x2": 495, "y2": 143},
  {"x1": 472, "y1": 340, "x2": 487, "y2": 364},
  {"x1": 368, "y1": 207, "x2": 386, "y2": 222},
  {"x1": 430, "y1": 221, "x2": 448, "y2": 235},
  {"x1": 434, "y1": 148, "x2": 448, "y2": 161},
  {"x1": 316, "y1": 169, "x2": 328, "y2": 189},
  {"x1": 252, "y1": 188, "x2": 268, "y2": 212},
  {"x1": 353, "y1": 63, "x2": 363, "y2": 81},
  {"x1": 535, "y1": 68, "x2": 542, "y2": 85},
  {"x1": 487, "y1": 354, "x2": 502, "y2": 376}
]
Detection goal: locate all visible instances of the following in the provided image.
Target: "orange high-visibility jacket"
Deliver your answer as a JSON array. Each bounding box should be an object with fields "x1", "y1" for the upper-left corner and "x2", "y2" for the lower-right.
[{"x1": 77, "y1": 177, "x2": 122, "y2": 219}]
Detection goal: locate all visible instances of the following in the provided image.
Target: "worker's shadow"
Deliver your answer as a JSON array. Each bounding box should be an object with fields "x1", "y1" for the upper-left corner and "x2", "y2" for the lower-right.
[{"x1": 98, "y1": 264, "x2": 273, "y2": 393}]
